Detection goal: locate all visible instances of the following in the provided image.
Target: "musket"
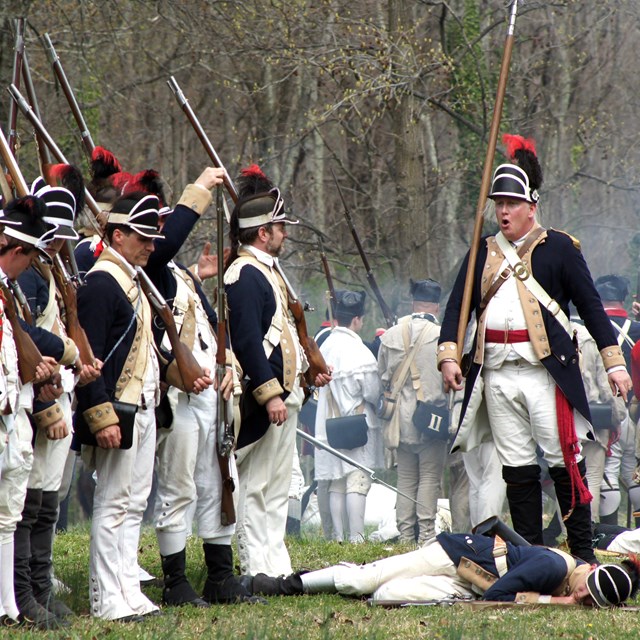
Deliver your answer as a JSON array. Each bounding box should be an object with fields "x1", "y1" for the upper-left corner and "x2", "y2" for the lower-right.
[
  {"x1": 23, "y1": 61, "x2": 85, "y2": 286},
  {"x1": 42, "y1": 33, "x2": 95, "y2": 159},
  {"x1": 168, "y1": 77, "x2": 330, "y2": 384},
  {"x1": 7, "y1": 84, "x2": 207, "y2": 393},
  {"x1": 318, "y1": 235, "x2": 336, "y2": 311},
  {"x1": 296, "y1": 428, "x2": 427, "y2": 508},
  {"x1": 50, "y1": 254, "x2": 97, "y2": 367},
  {"x1": 6, "y1": 18, "x2": 25, "y2": 159},
  {"x1": 215, "y1": 186, "x2": 236, "y2": 525},
  {"x1": 455, "y1": 1, "x2": 519, "y2": 364},
  {"x1": 330, "y1": 168, "x2": 395, "y2": 329},
  {"x1": 167, "y1": 76, "x2": 237, "y2": 204},
  {"x1": 136, "y1": 269, "x2": 206, "y2": 394},
  {"x1": 22, "y1": 50, "x2": 53, "y2": 175},
  {"x1": 18, "y1": 70, "x2": 96, "y2": 364},
  {"x1": 0, "y1": 279, "x2": 43, "y2": 384}
]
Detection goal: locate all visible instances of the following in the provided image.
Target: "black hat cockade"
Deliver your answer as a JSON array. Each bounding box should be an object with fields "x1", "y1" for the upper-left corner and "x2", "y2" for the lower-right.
[
  {"x1": 0, "y1": 195, "x2": 49, "y2": 246},
  {"x1": 30, "y1": 177, "x2": 79, "y2": 246},
  {"x1": 410, "y1": 278, "x2": 441, "y2": 303},
  {"x1": 108, "y1": 193, "x2": 163, "y2": 239},
  {"x1": 489, "y1": 134, "x2": 543, "y2": 204},
  {"x1": 594, "y1": 274, "x2": 630, "y2": 303},
  {"x1": 333, "y1": 289, "x2": 366, "y2": 319}
]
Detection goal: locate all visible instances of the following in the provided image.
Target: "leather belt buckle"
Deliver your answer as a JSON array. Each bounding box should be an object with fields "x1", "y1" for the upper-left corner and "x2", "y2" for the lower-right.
[{"x1": 513, "y1": 262, "x2": 529, "y2": 281}]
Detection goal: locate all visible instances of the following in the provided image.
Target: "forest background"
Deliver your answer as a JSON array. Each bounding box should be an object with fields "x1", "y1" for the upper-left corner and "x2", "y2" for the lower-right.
[{"x1": 1, "y1": 0, "x2": 638, "y2": 334}]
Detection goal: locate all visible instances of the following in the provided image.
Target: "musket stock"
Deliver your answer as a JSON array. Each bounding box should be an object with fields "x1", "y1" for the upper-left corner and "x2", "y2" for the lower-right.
[
  {"x1": 0, "y1": 279, "x2": 43, "y2": 384},
  {"x1": 135, "y1": 268, "x2": 205, "y2": 395},
  {"x1": 51, "y1": 254, "x2": 96, "y2": 367}
]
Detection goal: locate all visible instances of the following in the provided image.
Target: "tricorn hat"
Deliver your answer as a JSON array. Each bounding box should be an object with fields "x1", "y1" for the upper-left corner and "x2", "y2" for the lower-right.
[
  {"x1": 594, "y1": 274, "x2": 629, "y2": 302},
  {"x1": 410, "y1": 278, "x2": 441, "y2": 303}
]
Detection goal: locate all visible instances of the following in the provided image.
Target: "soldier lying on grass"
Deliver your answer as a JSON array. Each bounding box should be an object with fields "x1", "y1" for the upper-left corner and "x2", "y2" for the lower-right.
[{"x1": 245, "y1": 532, "x2": 640, "y2": 608}]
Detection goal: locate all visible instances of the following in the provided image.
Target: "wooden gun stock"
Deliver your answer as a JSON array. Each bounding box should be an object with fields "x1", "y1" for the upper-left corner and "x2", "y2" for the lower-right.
[
  {"x1": 51, "y1": 255, "x2": 95, "y2": 367},
  {"x1": 0, "y1": 280, "x2": 43, "y2": 384},
  {"x1": 287, "y1": 296, "x2": 329, "y2": 385},
  {"x1": 135, "y1": 268, "x2": 205, "y2": 394}
]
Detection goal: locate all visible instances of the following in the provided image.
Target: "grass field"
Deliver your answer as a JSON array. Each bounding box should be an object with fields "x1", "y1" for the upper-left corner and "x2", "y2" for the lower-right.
[{"x1": 3, "y1": 526, "x2": 638, "y2": 639}]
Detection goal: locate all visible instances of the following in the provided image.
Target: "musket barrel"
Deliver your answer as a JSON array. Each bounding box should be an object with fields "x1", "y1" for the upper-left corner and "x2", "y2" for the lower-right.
[
  {"x1": 167, "y1": 76, "x2": 238, "y2": 203},
  {"x1": 6, "y1": 18, "x2": 25, "y2": 158},
  {"x1": 42, "y1": 32, "x2": 95, "y2": 157}
]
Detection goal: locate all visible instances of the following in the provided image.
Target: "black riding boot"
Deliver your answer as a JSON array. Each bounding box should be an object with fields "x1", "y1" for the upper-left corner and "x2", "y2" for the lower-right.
[
  {"x1": 549, "y1": 461, "x2": 597, "y2": 564},
  {"x1": 30, "y1": 491, "x2": 72, "y2": 618},
  {"x1": 502, "y1": 465, "x2": 544, "y2": 545},
  {"x1": 201, "y1": 544, "x2": 265, "y2": 604},
  {"x1": 161, "y1": 548, "x2": 208, "y2": 608},
  {"x1": 14, "y1": 489, "x2": 62, "y2": 630}
]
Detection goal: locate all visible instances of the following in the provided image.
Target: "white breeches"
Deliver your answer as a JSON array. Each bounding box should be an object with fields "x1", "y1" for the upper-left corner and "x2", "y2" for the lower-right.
[
  {"x1": 88, "y1": 402, "x2": 157, "y2": 620},
  {"x1": 483, "y1": 362, "x2": 584, "y2": 468}
]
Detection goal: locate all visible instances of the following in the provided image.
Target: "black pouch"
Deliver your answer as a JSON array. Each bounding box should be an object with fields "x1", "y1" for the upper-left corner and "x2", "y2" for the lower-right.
[
  {"x1": 588, "y1": 402, "x2": 613, "y2": 430},
  {"x1": 74, "y1": 401, "x2": 138, "y2": 450},
  {"x1": 325, "y1": 414, "x2": 368, "y2": 450},
  {"x1": 412, "y1": 401, "x2": 450, "y2": 440}
]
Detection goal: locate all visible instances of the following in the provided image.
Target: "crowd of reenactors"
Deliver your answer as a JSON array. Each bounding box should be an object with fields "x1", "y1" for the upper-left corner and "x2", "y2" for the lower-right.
[{"x1": 1, "y1": 118, "x2": 640, "y2": 629}]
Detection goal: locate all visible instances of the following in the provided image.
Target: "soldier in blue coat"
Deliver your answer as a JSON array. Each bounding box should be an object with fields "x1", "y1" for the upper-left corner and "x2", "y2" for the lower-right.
[
  {"x1": 224, "y1": 166, "x2": 331, "y2": 577},
  {"x1": 247, "y1": 531, "x2": 640, "y2": 607},
  {"x1": 437, "y1": 135, "x2": 632, "y2": 563}
]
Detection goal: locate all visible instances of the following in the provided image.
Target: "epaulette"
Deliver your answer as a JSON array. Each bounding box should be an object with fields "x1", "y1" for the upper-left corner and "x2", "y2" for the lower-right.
[{"x1": 551, "y1": 228, "x2": 581, "y2": 251}]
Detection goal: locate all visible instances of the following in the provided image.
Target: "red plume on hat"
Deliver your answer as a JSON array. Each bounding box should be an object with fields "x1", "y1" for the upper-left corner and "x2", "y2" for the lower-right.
[
  {"x1": 237, "y1": 164, "x2": 274, "y2": 198},
  {"x1": 126, "y1": 170, "x2": 168, "y2": 208},
  {"x1": 49, "y1": 163, "x2": 85, "y2": 215},
  {"x1": 90, "y1": 146, "x2": 122, "y2": 180},
  {"x1": 110, "y1": 171, "x2": 135, "y2": 195},
  {"x1": 88, "y1": 146, "x2": 124, "y2": 203},
  {"x1": 502, "y1": 133, "x2": 543, "y2": 192}
]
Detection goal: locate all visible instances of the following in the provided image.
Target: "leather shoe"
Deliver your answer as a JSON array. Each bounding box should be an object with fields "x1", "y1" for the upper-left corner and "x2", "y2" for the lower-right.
[{"x1": 113, "y1": 614, "x2": 145, "y2": 623}]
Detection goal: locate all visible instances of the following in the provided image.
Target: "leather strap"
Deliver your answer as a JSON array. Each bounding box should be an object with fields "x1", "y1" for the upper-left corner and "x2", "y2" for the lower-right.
[
  {"x1": 612, "y1": 318, "x2": 634, "y2": 349},
  {"x1": 479, "y1": 226, "x2": 545, "y2": 311},
  {"x1": 495, "y1": 230, "x2": 572, "y2": 336}
]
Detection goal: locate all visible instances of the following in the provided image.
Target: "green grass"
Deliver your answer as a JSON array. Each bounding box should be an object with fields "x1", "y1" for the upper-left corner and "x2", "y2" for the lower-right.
[{"x1": 3, "y1": 527, "x2": 639, "y2": 639}]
